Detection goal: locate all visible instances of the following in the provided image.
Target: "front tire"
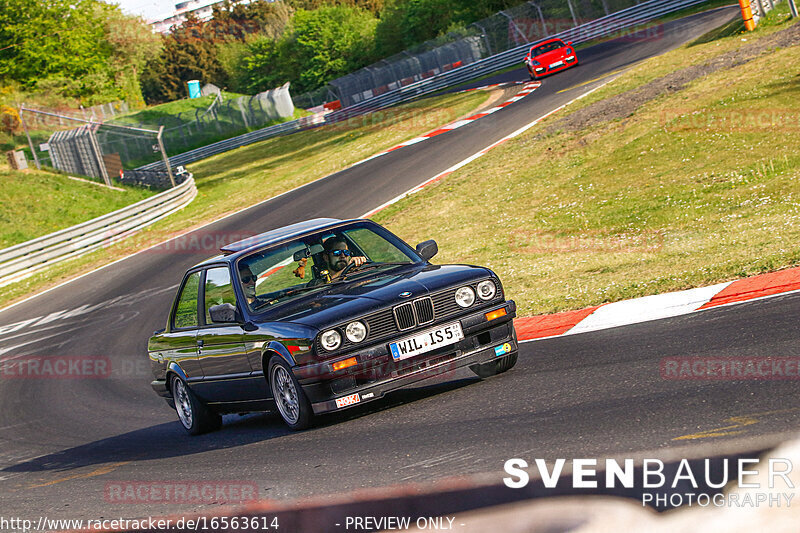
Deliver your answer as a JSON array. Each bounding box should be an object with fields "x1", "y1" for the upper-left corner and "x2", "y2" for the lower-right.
[
  {"x1": 269, "y1": 358, "x2": 314, "y2": 430},
  {"x1": 470, "y1": 351, "x2": 518, "y2": 379},
  {"x1": 171, "y1": 375, "x2": 221, "y2": 435}
]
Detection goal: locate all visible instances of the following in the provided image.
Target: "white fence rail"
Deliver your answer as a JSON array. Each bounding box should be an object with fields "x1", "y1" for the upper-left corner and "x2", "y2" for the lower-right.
[{"x1": 0, "y1": 177, "x2": 197, "y2": 287}]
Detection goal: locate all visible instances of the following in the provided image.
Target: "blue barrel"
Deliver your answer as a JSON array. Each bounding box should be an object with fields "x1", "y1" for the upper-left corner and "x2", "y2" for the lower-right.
[{"x1": 187, "y1": 80, "x2": 201, "y2": 99}]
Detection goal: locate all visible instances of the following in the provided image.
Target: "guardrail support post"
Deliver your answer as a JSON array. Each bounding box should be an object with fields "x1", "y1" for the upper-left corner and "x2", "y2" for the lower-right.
[
  {"x1": 19, "y1": 106, "x2": 42, "y2": 170},
  {"x1": 157, "y1": 125, "x2": 176, "y2": 188}
]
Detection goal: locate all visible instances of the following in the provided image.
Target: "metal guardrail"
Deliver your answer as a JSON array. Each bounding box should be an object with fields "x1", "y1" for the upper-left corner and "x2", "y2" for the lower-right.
[
  {"x1": 139, "y1": 114, "x2": 325, "y2": 172},
  {"x1": 141, "y1": 0, "x2": 714, "y2": 171},
  {"x1": 0, "y1": 177, "x2": 197, "y2": 287}
]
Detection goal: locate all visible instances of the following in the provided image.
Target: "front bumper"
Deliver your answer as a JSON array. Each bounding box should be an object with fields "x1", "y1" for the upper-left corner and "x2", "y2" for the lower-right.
[{"x1": 298, "y1": 300, "x2": 518, "y2": 415}]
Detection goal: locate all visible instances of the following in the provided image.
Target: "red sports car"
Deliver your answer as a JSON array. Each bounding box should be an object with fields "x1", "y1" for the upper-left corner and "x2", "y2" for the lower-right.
[{"x1": 523, "y1": 38, "x2": 578, "y2": 80}]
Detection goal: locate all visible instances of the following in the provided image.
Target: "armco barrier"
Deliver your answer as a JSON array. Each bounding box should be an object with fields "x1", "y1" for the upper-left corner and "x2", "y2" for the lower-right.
[
  {"x1": 141, "y1": 0, "x2": 717, "y2": 171},
  {"x1": 0, "y1": 177, "x2": 197, "y2": 287}
]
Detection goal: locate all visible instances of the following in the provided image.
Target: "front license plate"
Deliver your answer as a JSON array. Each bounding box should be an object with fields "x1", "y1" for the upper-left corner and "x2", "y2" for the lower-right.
[
  {"x1": 389, "y1": 322, "x2": 464, "y2": 361},
  {"x1": 549, "y1": 60, "x2": 564, "y2": 68}
]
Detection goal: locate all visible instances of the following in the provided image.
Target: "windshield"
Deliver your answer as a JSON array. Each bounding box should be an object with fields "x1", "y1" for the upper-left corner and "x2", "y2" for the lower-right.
[
  {"x1": 531, "y1": 41, "x2": 564, "y2": 56},
  {"x1": 236, "y1": 223, "x2": 419, "y2": 313}
]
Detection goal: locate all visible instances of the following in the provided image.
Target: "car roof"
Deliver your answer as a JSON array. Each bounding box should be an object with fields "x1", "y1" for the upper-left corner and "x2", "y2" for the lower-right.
[{"x1": 191, "y1": 218, "x2": 369, "y2": 268}]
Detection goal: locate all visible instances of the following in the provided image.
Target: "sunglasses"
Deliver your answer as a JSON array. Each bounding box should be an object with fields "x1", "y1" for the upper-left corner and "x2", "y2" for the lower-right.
[
  {"x1": 329, "y1": 249, "x2": 352, "y2": 257},
  {"x1": 241, "y1": 274, "x2": 257, "y2": 283}
]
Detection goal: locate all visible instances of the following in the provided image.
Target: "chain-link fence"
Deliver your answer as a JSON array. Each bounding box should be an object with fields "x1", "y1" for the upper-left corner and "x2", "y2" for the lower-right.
[
  {"x1": 17, "y1": 82, "x2": 295, "y2": 189},
  {"x1": 107, "y1": 83, "x2": 295, "y2": 155},
  {"x1": 19, "y1": 106, "x2": 177, "y2": 189},
  {"x1": 299, "y1": 0, "x2": 655, "y2": 108}
]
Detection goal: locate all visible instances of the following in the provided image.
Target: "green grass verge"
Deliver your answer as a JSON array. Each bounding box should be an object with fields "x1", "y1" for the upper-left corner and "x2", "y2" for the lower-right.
[
  {"x1": 0, "y1": 89, "x2": 491, "y2": 308},
  {"x1": 373, "y1": 12, "x2": 800, "y2": 316},
  {"x1": 0, "y1": 164, "x2": 156, "y2": 248},
  {"x1": 556, "y1": 2, "x2": 794, "y2": 117},
  {"x1": 108, "y1": 92, "x2": 249, "y2": 127}
]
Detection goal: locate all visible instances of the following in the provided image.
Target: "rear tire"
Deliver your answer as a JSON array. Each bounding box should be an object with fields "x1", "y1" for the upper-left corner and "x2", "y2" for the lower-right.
[
  {"x1": 171, "y1": 375, "x2": 221, "y2": 435},
  {"x1": 269, "y1": 358, "x2": 314, "y2": 430},
  {"x1": 470, "y1": 351, "x2": 518, "y2": 379}
]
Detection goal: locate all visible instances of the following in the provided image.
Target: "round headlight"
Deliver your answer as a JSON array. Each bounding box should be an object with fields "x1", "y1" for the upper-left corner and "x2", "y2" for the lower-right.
[
  {"x1": 455, "y1": 286, "x2": 475, "y2": 308},
  {"x1": 345, "y1": 321, "x2": 367, "y2": 343},
  {"x1": 477, "y1": 280, "x2": 497, "y2": 301},
  {"x1": 320, "y1": 329, "x2": 341, "y2": 351}
]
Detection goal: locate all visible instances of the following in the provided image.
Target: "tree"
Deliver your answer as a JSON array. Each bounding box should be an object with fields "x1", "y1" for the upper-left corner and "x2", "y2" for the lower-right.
[
  {"x1": 142, "y1": 14, "x2": 229, "y2": 104},
  {"x1": 0, "y1": 0, "x2": 161, "y2": 104},
  {"x1": 241, "y1": 6, "x2": 378, "y2": 94},
  {"x1": 102, "y1": 5, "x2": 162, "y2": 106}
]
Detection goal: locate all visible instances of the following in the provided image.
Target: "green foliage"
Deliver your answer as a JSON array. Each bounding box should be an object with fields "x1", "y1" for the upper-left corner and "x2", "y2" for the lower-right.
[
  {"x1": 142, "y1": 1, "x2": 294, "y2": 104},
  {"x1": 142, "y1": 14, "x2": 229, "y2": 104},
  {"x1": 0, "y1": 0, "x2": 159, "y2": 105},
  {"x1": 286, "y1": 0, "x2": 385, "y2": 14},
  {"x1": 241, "y1": 6, "x2": 378, "y2": 94},
  {"x1": 374, "y1": 0, "x2": 530, "y2": 56}
]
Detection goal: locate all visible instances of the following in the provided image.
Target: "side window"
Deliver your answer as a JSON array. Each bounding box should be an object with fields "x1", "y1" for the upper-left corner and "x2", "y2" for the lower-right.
[
  {"x1": 173, "y1": 271, "x2": 201, "y2": 329},
  {"x1": 204, "y1": 267, "x2": 237, "y2": 323}
]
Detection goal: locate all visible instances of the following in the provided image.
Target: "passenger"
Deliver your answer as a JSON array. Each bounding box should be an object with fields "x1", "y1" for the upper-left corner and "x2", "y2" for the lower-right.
[{"x1": 239, "y1": 264, "x2": 259, "y2": 305}]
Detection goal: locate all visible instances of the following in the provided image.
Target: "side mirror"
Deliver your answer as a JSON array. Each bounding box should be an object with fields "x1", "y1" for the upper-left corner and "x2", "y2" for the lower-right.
[
  {"x1": 209, "y1": 303, "x2": 238, "y2": 323},
  {"x1": 567, "y1": 41, "x2": 573, "y2": 46},
  {"x1": 416, "y1": 240, "x2": 438, "y2": 261}
]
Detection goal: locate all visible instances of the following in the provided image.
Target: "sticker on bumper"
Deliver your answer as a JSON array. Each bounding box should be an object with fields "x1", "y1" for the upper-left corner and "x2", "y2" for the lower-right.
[
  {"x1": 335, "y1": 393, "x2": 360, "y2": 408},
  {"x1": 494, "y1": 343, "x2": 513, "y2": 357}
]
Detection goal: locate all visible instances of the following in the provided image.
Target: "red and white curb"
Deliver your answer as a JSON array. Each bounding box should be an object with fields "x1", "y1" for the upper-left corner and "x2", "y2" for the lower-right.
[
  {"x1": 515, "y1": 266, "x2": 800, "y2": 342},
  {"x1": 357, "y1": 81, "x2": 541, "y2": 166},
  {"x1": 457, "y1": 81, "x2": 528, "y2": 93}
]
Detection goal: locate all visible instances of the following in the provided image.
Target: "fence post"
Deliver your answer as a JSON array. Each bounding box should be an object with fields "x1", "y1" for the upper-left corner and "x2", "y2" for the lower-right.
[
  {"x1": 471, "y1": 22, "x2": 493, "y2": 56},
  {"x1": 157, "y1": 125, "x2": 176, "y2": 188},
  {"x1": 789, "y1": 0, "x2": 798, "y2": 17},
  {"x1": 87, "y1": 124, "x2": 112, "y2": 186},
  {"x1": 566, "y1": 0, "x2": 579, "y2": 27},
  {"x1": 19, "y1": 105, "x2": 42, "y2": 170}
]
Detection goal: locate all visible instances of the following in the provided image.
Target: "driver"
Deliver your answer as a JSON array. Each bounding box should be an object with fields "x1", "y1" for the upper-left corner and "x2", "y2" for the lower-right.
[{"x1": 320, "y1": 236, "x2": 367, "y2": 282}]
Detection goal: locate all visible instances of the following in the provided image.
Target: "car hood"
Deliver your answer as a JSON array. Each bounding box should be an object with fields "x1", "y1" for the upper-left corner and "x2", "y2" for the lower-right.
[
  {"x1": 257, "y1": 263, "x2": 493, "y2": 330},
  {"x1": 534, "y1": 48, "x2": 566, "y2": 63}
]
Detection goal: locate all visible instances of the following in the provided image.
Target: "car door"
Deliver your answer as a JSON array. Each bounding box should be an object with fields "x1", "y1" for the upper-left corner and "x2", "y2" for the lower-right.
[
  {"x1": 194, "y1": 265, "x2": 262, "y2": 402},
  {"x1": 159, "y1": 270, "x2": 203, "y2": 382}
]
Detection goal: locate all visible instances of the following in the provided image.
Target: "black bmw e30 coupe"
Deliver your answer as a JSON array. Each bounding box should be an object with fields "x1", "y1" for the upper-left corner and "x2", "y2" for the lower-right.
[{"x1": 149, "y1": 218, "x2": 518, "y2": 434}]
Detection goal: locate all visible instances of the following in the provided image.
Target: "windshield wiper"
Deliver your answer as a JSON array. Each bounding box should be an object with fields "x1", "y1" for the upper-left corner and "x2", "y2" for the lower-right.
[{"x1": 338, "y1": 261, "x2": 411, "y2": 281}]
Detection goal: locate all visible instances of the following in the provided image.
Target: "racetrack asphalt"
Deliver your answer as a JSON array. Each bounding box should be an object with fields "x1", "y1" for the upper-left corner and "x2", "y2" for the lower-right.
[{"x1": 5, "y1": 5, "x2": 795, "y2": 522}]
